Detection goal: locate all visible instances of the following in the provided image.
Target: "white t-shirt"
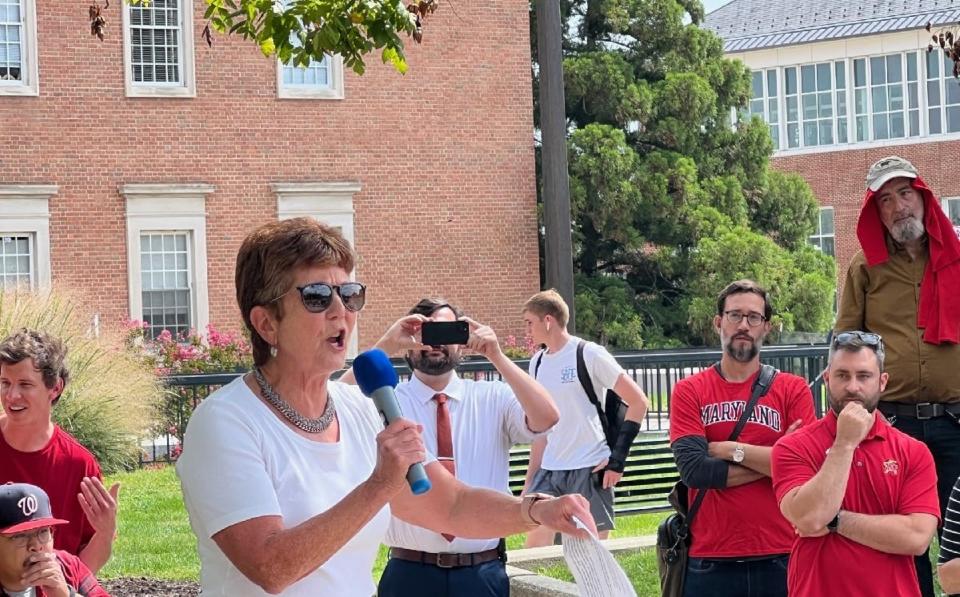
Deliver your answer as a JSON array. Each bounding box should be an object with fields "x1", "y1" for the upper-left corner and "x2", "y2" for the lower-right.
[
  {"x1": 385, "y1": 373, "x2": 544, "y2": 554},
  {"x1": 529, "y1": 336, "x2": 624, "y2": 470},
  {"x1": 176, "y1": 376, "x2": 390, "y2": 597}
]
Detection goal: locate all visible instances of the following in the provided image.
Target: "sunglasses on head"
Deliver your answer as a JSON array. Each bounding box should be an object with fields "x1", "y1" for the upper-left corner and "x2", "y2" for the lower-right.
[
  {"x1": 273, "y1": 282, "x2": 366, "y2": 313},
  {"x1": 833, "y1": 331, "x2": 883, "y2": 350}
]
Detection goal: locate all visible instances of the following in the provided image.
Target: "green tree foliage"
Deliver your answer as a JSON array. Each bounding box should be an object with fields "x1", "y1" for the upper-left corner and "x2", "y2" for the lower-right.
[
  {"x1": 545, "y1": 0, "x2": 834, "y2": 347},
  {"x1": 128, "y1": 0, "x2": 430, "y2": 75}
]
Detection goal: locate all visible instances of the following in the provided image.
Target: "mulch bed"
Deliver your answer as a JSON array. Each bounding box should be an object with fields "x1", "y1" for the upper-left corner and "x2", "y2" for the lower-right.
[{"x1": 101, "y1": 578, "x2": 200, "y2": 596}]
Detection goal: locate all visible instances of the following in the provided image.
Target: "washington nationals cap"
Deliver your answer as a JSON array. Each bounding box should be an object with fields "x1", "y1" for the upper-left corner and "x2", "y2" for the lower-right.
[{"x1": 0, "y1": 483, "x2": 68, "y2": 535}]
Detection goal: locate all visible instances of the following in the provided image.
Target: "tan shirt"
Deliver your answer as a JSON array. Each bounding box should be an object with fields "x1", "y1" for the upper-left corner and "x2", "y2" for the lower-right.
[{"x1": 835, "y1": 240, "x2": 960, "y2": 404}]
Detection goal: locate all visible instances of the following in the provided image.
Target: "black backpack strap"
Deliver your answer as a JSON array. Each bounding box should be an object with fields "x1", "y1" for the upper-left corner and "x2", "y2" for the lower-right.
[
  {"x1": 682, "y1": 363, "x2": 778, "y2": 535},
  {"x1": 575, "y1": 340, "x2": 608, "y2": 433},
  {"x1": 532, "y1": 350, "x2": 545, "y2": 379}
]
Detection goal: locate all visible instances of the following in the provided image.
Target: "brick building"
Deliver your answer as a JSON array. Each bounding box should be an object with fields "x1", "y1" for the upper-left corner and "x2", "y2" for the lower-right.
[
  {"x1": 705, "y1": 0, "x2": 960, "y2": 286},
  {"x1": 0, "y1": 0, "x2": 539, "y2": 353}
]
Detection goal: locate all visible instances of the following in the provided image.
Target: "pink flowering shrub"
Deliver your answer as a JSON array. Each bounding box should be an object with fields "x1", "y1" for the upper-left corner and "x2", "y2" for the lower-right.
[
  {"x1": 501, "y1": 334, "x2": 539, "y2": 359},
  {"x1": 124, "y1": 320, "x2": 253, "y2": 374}
]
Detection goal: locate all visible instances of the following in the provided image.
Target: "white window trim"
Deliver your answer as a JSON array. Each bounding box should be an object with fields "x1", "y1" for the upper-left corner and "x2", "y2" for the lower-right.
[
  {"x1": 0, "y1": 184, "x2": 55, "y2": 288},
  {"x1": 121, "y1": 0, "x2": 196, "y2": 98},
  {"x1": 272, "y1": 181, "x2": 361, "y2": 355},
  {"x1": 122, "y1": 183, "x2": 213, "y2": 335},
  {"x1": 276, "y1": 54, "x2": 345, "y2": 100},
  {"x1": 0, "y1": 0, "x2": 39, "y2": 96},
  {"x1": 941, "y1": 197, "x2": 960, "y2": 225},
  {"x1": 809, "y1": 206, "x2": 835, "y2": 256}
]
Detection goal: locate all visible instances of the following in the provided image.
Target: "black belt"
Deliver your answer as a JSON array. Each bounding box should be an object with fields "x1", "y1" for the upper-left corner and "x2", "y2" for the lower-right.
[
  {"x1": 878, "y1": 401, "x2": 960, "y2": 420},
  {"x1": 389, "y1": 546, "x2": 504, "y2": 569}
]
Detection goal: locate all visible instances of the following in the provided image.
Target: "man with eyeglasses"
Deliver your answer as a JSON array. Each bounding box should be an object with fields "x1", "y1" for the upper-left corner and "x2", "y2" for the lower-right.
[
  {"x1": 344, "y1": 297, "x2": 560, "y2": 597},
  {"x1": 772, "y1": 331, "x2": 939, "y2": 597},
  {"x1": 668, "y1": 279, "x2": 816, "y2": 597},
  {"x1": 835, "y1": 155, "x2": 960, "y2": 596},
  {"x1": 0, "y1": 483, "x2": 110, "y2": 597}
]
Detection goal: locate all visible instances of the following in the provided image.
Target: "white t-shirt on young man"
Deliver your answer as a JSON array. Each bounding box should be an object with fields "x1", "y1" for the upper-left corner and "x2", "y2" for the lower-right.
[
  {"x1": 529, "y1": 336, "x2": 624, "y2": 471},
  {"x1": 177, "y1": 376, "x2": 400, "y2": 597}
]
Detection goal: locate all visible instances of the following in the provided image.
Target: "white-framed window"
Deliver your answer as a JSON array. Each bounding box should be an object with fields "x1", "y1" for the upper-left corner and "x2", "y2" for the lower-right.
[
  {"x1": 748, "y1": 68, "x2": 779, "y2": 146},
  {"x1": 122, "y1": 0, "x2": 195, "y2": 98},
  {"x1": 277, "y1": 53, "x2": 345, "y2": 100},
  {"x1": 122, "y1": 184, "x2": 213, "y2": 340},
  {"x1": 942, "y1": 197, "x2": 960, "y2": 227},
  {"x1": 808, "y1": 207, "x2": 835, "y2": 257},
  {"x1": 0, "y1": 0, "x2": 39, "y2": 96},
  {"x1": 927, "y1": 51, "x2": 960, "y2": 134},
  {"x1": 851, "y1": 53, "x2": 922, "y2": 143},
  {"x1": 783, "y1": 61, "x2": 846, "y2": 149},
  {"x1": 0, "y1": 185, "x2": 55, "y2": 289},
  {"x1": 272, "y1": 181, "x2": 361, "y2": 354}
]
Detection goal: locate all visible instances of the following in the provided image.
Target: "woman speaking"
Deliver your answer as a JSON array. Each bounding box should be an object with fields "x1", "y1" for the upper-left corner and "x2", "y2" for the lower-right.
[{"x1": 176, "y1": 217, "x2": 595, "y2": 596}]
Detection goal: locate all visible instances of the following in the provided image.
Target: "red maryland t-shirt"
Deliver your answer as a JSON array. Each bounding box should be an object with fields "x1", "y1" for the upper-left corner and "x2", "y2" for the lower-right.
[
  {"x1": 0, "y1": 426, "x2": 102, "y2": 555},
  {"x1": 669, "y1": 367, "x2": 816, "y2": 558},
  {"x1": 772, "y1": 411, "x2": 940, "y2": 597}
]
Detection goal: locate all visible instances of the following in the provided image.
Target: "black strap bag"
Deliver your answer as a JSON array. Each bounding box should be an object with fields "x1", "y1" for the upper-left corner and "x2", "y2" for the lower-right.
[{"x1": 656, "y1": 364, "x2": 777, "y2": 597}]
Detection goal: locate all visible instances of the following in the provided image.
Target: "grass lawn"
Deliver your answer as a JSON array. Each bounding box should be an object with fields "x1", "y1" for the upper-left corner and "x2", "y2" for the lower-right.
[{"x1": 101, "y1": 466, "x2": 668, "y2": 584}]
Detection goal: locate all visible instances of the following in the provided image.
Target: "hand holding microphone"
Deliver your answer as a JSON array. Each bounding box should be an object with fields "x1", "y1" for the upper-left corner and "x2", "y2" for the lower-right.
[{"x1": 353, "y1": 349, "x2": 432, "y2": 495}]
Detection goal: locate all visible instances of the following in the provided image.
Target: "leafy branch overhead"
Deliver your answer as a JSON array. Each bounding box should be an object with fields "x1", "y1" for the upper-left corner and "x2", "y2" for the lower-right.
[
  {"x1": 102, "y1": 1, "x2": 439, "y2": 75},
  {"x1": 926, "y1": 21, "x2": 960, "y2": 79}
]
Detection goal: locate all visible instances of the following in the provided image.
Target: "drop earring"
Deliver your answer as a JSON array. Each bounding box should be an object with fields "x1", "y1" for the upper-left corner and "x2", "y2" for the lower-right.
[{"x1": 270, "y1": 345, "x2": 278, "y2": 358}]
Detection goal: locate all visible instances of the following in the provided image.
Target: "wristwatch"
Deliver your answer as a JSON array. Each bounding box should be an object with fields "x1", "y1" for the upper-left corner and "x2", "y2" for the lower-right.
[
  {"x1": 827, "y1": 512, "x2": 840, "y2": 534},
  {"x1": 520, "y1": 493, "x2": 553, "y2": 526},
  {"x1": 732, "y1": 444, "x2": 746, "y2": 463}
]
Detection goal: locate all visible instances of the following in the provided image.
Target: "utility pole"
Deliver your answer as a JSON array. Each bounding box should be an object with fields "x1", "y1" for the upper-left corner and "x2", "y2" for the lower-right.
[{"x1": 535, "y1": 0, "x2": 576, "y2": 331}]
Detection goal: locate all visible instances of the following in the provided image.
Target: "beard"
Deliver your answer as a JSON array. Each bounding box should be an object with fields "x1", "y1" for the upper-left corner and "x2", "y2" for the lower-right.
[
  {"x1": 409, "y1": 347, "x2": 461, "y2": 375},
  {"x1": 829, "y1": 392, "x2": 880, "y2": 415},
  {"x1": 723, "y1": 333, "x2": 760, "y2": 363},
  {"x1": 890, "y1": 216, "x2": 925, "y2": 243}
]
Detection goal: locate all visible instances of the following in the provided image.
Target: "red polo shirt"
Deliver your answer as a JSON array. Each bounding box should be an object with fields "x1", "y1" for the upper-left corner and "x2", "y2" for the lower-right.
[{"x1": 771, "y1": 410, "x2": 940, "y2": 597}]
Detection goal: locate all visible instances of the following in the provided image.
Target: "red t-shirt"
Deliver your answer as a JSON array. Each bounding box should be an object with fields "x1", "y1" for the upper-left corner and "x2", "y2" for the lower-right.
[
  {"x1": 34, "y1": 550, "x2": 111, "y2": 597},
  {"x1": 0, "y1": 426, "x2": 102, "y2": 555},
  {"x1": 772, "y1": 411, "x2": 940, "y2": 597},
  {"x1": 669, "y1": 367, "x2": 816, "y2": 557}
]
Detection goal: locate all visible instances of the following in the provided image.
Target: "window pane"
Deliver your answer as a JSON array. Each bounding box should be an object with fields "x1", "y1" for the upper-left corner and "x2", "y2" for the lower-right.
[
  {"x1": 836, "y1": 90, "x2": 847, "y2": 116},
  {"x1": 889, "y1": 112, "x2": 904, "y2": 138},
  {"x1": 785, "y1": 67, "x2": 797, "y2": 95},
  {"x1": 787, "y1": 96, "x2": 798, "y2": 120},
  {"x1": 803, "y1": 121, "x2": 818, "y2": 145},
  {"x1": 752, "y1": 71, "x2": 763, "y2": 97},
  {"x1": 856, "y1": 115, "x2": 869, "y2": 141},
  {"x1": 930, "y1": 107, "x2": 943, "y2": 134},
  {"x1": 768, "y1": 98, "x2": 778, "y2": 120},
  {"x1": 871, "y1": 56, "x2": 886, "y2": 84},
  {"x1": 948, "y1": 106, "x2": 960, "y2": 133},
  {"x1": 835, "y1": 61, "x2": 846, "y2": 89},
  {"x1": 928, "y1": 80, "x2": 942, "y2": 106},
  {"x1": 908, "y1": 82, "x2": 919, "y2": 109},
  {"x1": 821, "y1": 209, "x2": 834, "y2": 234},
  {"x1": 750, "y1": 99, "x2": 764, "y2": 114},
  {"x1": 889, "y1": 85, "x2": 903, "y2": 111},
  {"x1": 886, "y1": 54, "x2": 902, "y2": 82},
  {"x1": 801, "y1": 65, "x2": 816, "y2": 93},
  {"x1": 855, "y1": 88, "x2": 868, "y2": 113},
  {"x1": 802, "y1": 94, "x2": 817, "y2": 119},
  {"x1": 947, "y1": 81, "x2": 960, "y2": 105},
  {"x1": 927, "y1": 49, "x2": 941, "y2": 77},
  {"x1": 818, "y1": 120, "x2": 833, "y2": 145},
  {"x1": 837, "y1": 117, "x2": 848, "y2": 143},
  {"x1": 767, "y1": 70, "x2": 777, "y2": 96},
  {"x1": 787, "y1": 123, "x2": 799, "y2": 147},
  {"x1": 873, "y1": 114, "x2": 889, "y2": 139},
  {"x1": 907, "y1": 52, "x2": 918, "y2": 81},
  {"x1": 822, "y1": 238, "x2": 835, "y2": 257},
  {"x1": 872, "y1": 86, "x2": 887, "y2": 112},
  {"x1": 909, "y1": 110, "x2": 920, "y2": 136},
  {"x1": 854, "y1": 58, "x2": 866, "y2": 87},
  {"x1": 818, "y1": 91, "x2": 832, "y2": 117},
  {"x1": 947, "y1": 199, "x2": 960, "y2": 226},
  {"x1": 816, "y1": 63, "x2": 831, "y2": 90}
]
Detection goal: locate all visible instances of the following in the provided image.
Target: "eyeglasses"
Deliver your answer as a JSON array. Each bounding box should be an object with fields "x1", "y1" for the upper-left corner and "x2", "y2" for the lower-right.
[
  {"x1": 833, "y1": 331, "x2": 883, "y2": 350},
  {"x1": 272, "y1": 282, "x2": 366, "y2": 313},
  {"x1": 5, "y1": 527, "x2": 52, "y2": 548},
  {"x1": 723, "y1": 311, "x2": 766, "y2": 327}
]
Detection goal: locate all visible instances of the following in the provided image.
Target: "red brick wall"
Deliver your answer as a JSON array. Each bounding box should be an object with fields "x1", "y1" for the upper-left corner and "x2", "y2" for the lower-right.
[
  {"x1": 0, "y1": 0, "x2": 540, "y2": 347},
  {"x1": 772, "y1": 139, "x2": 960, "y2": 290}
]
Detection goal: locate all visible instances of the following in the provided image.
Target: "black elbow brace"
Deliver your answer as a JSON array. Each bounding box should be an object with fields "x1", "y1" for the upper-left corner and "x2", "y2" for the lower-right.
[{"x1": 606, "y1": 420, "x2": 641, "y2": 473}]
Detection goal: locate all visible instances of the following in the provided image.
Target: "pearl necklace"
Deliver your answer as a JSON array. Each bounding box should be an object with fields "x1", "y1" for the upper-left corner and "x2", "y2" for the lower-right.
[{"x1": 253, "y1": 367, "x2": 336, "y2": 434}]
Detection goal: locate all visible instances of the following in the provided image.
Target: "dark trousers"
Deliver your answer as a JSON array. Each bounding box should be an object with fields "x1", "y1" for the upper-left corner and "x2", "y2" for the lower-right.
[
  {"x1": 377, "y1": 557, "x2": 509, "y2": 597},
  {"x1": 888, "y1": 413, "x2": 960, "y2": 597},
  {"x1": 682, "y1": 555, "x2": 789, "y2": 597}
]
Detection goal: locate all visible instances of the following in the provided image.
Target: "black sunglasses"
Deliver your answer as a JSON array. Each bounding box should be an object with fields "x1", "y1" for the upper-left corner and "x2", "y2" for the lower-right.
[
  {"x1": 833, "y1": 331, "x2": 883, "y2": 350},
  {"x1": 273, "y1": 282, "x2": 366, "y2": 313}
]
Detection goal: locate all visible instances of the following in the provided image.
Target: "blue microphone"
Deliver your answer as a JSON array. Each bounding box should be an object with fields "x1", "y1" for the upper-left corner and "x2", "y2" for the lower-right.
[{"x1": 353, "y1": 349, "x2": 432, "y2": 495}]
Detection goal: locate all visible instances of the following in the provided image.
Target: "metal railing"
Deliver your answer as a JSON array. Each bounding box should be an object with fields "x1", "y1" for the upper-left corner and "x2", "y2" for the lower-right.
[{"x1": 144, "y1": 344, "x2": 830, "y2": 511}]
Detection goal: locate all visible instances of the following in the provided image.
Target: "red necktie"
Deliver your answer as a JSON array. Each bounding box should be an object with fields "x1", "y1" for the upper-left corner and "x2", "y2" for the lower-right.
[{"x1": 433, "y1": 392, "x2": 456, "y2": 541}]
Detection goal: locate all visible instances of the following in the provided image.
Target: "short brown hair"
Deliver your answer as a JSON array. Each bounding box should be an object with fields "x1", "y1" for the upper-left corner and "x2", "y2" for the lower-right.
[
  {"x1": 716, "y1": 279, "x2": 773, "y2": 321},
  {"x1": 523, "y1": 289, "x2": 569, "y2": 328},
  {"x1": 0, "y1": 329, "x2": 70, "y2": 402},
  {"x1": 236, "y1": 217, "x2": 356, "y2": 366},
  {"x1": 407, "y1": 297, "x2": 464, "y2": 319}
]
